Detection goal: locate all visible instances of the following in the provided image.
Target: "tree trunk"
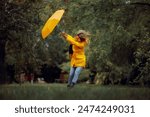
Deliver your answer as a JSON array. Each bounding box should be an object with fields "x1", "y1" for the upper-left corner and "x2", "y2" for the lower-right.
[{"x1": 0, "y1": 39, "x2": 6, "y2": 84}]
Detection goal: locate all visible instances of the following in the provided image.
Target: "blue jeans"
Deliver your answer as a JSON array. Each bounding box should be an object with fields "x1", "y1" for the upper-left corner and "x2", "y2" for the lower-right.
[{"x1": 68, "y1": 67, "x2": 83, "y2": 85}]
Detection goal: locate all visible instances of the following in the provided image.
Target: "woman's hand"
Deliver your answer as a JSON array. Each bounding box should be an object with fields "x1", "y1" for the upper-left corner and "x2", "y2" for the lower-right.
[{"x1": 61, "y1": 32, "x2": 67, "y2": 39}]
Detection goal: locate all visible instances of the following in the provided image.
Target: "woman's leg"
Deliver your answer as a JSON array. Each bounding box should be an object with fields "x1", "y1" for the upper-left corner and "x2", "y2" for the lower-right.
[
  {"x1": 68, "y1": 67, "x2": 75, "y2": 85},
  {"x1": 72, "y1": 67, "x2": 83, "y2": 84}
]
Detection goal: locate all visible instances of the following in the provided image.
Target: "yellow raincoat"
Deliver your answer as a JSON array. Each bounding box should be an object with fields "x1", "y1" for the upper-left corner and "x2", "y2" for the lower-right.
[{"x1": 66, "y1": 34, "x2": 87, "y2": 67}]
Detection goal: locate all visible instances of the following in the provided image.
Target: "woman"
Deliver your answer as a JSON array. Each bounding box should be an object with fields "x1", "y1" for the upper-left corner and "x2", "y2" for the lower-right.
[{"x1": 61, "y1": 30, "x2": 90, "y2": 87}]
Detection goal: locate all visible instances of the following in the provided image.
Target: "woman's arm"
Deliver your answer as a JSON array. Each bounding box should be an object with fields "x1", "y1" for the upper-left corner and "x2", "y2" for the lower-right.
[{"x1": 61, "y1": 32, "x2": 85, "y2": 48}]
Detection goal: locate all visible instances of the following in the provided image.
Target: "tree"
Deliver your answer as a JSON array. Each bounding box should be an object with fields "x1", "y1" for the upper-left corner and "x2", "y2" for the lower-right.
[{"x1": 0, "y1": 0, "x2": 43, "y2": 83}]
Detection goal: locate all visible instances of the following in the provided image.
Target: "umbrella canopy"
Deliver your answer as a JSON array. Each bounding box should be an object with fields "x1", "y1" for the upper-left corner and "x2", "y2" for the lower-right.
[{"x1": 41, "y1": 9, "x2": 65, "y2": 39}]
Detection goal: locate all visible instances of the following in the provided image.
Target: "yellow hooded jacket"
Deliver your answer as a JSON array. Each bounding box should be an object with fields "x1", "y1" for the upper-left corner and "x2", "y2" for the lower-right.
[{"x1": 66, "y1": 34, "x2": 87, "y2": 67}]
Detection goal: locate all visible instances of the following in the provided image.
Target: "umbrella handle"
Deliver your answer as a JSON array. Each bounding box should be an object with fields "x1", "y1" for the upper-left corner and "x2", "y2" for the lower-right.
[{"x1": 56, "y1": 24, "x2": 65, "y2": 33}]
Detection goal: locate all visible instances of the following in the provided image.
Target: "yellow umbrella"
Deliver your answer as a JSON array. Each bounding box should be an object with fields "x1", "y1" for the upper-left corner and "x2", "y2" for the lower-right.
[{"x1": 41, "y1": 9, "x2": 65, "y2": 39}]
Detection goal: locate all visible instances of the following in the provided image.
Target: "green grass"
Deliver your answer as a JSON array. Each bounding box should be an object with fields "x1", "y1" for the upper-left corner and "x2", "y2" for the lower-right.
[{"x1": 0, "y1": 83, "x2": 150, "y2": 100}]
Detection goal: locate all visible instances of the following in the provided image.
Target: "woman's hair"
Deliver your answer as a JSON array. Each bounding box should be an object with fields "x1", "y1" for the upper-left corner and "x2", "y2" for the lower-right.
[
  {"x1": 76, "y1": 30, "x2": 90, "y2": 42},
  {"x1": 77, "y1": 33, "x2": 86, "y2": 42}
]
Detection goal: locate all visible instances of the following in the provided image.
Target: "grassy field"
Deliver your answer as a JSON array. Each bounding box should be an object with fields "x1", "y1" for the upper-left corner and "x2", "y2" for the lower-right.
[{"x1": 0, "y1": 83, "x2": 150, "y2": 100}]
